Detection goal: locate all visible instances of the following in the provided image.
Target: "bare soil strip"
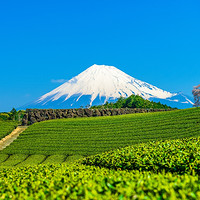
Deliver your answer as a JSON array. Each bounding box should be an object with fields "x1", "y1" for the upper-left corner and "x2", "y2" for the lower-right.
[{"x1": 0, "y1": 126, "x2": 28, "y2": 150}]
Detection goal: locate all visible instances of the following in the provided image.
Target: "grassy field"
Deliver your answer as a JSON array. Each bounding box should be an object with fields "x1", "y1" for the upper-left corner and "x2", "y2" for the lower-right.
[
  {"x1": 0, "y1": 136, "x2": 200, "y2": 199},
  {"x1": 0, "y1": 108, "x2": 200, "y2": 199},
  {"x1": 0, "y1": 120, "x2": 18, "y2": 140},
  {"x1": 1, "y1": 108, "x2": 200, "y2": 156}
]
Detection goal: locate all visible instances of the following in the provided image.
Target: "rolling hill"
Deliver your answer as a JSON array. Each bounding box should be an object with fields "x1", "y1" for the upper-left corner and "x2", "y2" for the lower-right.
[
  {"x1": 0, "y1": 109, "x2": 200, "y2": 199},
  {"x1": 0, "y1": 108, "x2": 200, "y2": 199},
  {"x1": 1, "y1": 108, "x2": 200, "y2": 156}
]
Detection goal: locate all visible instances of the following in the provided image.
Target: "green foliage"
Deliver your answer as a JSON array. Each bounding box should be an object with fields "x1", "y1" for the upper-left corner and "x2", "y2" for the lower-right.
[
  {"x1": 0, "y1": 108, "x2": 26, "y2": 123},
  {"x1": 1, "y1": 108, "x2": 200, "y2": 155},
  {"x1": 8, "y1": 109, "x2": 26, "y2": 122},
  {"x1": 0, "y1": 121, "x2": 18, "y2": 140},
  {"x1": 0, "y1": 154, "x2": 27, "y2": 167},
  {"x1": 0, "y1": 113, "x2": 10, "y2": 121},
  {"x1": 91, "y1": 94, "x2": 173, "y2": 109},
  {"x1": 16, "y1": 155, "x2": 46, "y2": 167},
  {"x1": 64, "y1": 155, "x2": 84, "y2": 163},
  {"x1": 0, "y1": 162, "x2": 200, "y2": 199},
  {"x1": 42, "y1": 155, "x2": 66, "y2": 164},
  {"x1": 10, "y1": 108, "x2": 17, "y2": 115},
  {"x1": 0, "y1": 154, "x2": 8, "y2": 163},
  {"x1": 0, "y1": 154, "x2": 83, "y2": 168},
  {"x1": 83, "y1": 137, "x2": 200, "y2": 174},
  {"x1": 0, "y1": 122, "x2": 200, "y2": 199},
  {"x1": 0, "y1": 108, "x2": 199, "y2": 199}
]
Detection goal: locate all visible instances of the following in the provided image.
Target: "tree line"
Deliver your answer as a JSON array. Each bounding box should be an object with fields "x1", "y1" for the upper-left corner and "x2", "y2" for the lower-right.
[{"x1": 91, "y1": 95, "x2": 173, "y2": 109}]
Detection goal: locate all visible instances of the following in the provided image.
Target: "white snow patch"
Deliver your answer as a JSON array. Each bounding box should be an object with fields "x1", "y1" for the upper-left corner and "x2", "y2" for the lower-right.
[
  {"x1": 168, "y1": 99, "x2": 179, "y2": 102},
  {"x1": 37, "y1": 64, "x2": 178, "y2": 106},
  {"x1": 181, "y1": 101, "x2": 189, "y2": 104}
]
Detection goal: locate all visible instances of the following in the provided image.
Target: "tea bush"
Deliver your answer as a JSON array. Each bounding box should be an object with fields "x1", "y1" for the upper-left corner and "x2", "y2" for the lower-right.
[
  {"x1": 83, "y1": 137, "x2": 200, "y2": 174},
  {"x1": 0, "y1": 163, "x2": 200, "y2": 199},
  {"x1": 0, "y1": 121, "x2": 18, "y2": 140}
]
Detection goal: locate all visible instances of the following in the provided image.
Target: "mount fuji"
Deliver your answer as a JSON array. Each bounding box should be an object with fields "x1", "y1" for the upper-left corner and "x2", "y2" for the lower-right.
[{"x1": 21, "y1": 64, "x2": 193, "y2": 109}]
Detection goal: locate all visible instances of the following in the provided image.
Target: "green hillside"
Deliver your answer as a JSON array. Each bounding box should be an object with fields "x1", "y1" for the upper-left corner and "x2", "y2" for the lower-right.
[
  {"x1": 0, "y1": 121, "x2": 18, "y2": 140},
  {"x1": 1, "y1": 163, "x2": 199, "y2": 199},
  {"x1": 0, "y1": 108, "x2": 200, "y2": 199},
  {"x1": 0, "y1": 136, "x2": 200, "y2": 199},
  {"x1": 1, "y1": 108, "x2": 200, "y2": 156},
  {"x1": 83, "y1": 137, "x2": 200, "y2": 174}
]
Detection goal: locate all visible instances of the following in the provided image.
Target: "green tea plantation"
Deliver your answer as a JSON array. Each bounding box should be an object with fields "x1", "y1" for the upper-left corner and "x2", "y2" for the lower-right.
[
  {"x1": 0, "y1": 121, "x2": 18, "y2": 140},
  {"x1": 0, "y1": 136, "x2": 200, "y2": 199},
  {"x1": 1, "y1": 108, "x2": 200, "y2": 156},
  {"x1": 0, "y1": 108, "x2": 200, "y2": 199}
]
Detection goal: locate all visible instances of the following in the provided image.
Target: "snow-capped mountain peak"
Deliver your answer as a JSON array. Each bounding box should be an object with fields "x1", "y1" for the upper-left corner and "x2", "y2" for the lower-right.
[
  {"x1": 21, "y1": 64, "x2": 193, "y2": 109},
  {"x1": 37, "y1": 64, "x2": 175, "y2": 106}
]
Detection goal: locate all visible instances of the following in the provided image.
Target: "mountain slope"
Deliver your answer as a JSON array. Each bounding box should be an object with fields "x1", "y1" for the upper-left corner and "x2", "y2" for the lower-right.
[{"x1": 21, "y1": 64, "x2": 193, "y2": 109}]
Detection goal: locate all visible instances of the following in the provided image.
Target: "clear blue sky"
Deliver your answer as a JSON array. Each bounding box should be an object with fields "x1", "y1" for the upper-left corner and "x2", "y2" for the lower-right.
[{"x1": 0, "y1": 0, "x2": 200, "y2": 112}]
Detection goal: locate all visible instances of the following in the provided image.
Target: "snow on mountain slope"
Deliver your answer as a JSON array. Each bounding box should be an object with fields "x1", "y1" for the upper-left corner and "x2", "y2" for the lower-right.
[
  {"x1": 37, "y1": 64, "x2": 174, "y2": 105},
  {"x1": 21, "y1": 64, "x2": 193, "y2": 109}
]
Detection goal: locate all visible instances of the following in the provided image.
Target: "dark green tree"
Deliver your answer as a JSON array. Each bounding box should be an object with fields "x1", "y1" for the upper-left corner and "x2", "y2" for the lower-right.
[{"x1": 91, "y1": 94, "x2": 173, "y2": 109}]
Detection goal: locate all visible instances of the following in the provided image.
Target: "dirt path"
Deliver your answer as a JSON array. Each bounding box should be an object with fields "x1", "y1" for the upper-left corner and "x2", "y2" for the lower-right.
[{"x1": 0, "y1": 126, "x2": 28, "y2": 150}]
